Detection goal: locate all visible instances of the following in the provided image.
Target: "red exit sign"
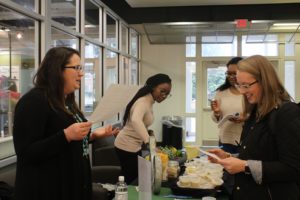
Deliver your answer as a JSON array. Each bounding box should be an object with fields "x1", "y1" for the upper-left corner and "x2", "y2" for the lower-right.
[{"x1": 236, "y1": 19, "x2": 249, "y2": 28}]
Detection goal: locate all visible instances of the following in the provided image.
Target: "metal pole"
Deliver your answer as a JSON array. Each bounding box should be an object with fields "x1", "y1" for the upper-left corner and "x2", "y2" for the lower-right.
[{"x1": 9, "y1": 32, "x2": 12, "y2": 78}]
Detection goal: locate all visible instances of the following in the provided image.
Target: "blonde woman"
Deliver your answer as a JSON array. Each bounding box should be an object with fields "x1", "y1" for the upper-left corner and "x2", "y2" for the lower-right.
[{"x1": 209, "y1": 55, "x2": 300, "y2": 200}]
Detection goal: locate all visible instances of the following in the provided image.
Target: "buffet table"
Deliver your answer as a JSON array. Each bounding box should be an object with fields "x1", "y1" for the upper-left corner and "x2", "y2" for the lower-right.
[{"x1": 127, "y1": 185, "x2": 229, "y2": 200}]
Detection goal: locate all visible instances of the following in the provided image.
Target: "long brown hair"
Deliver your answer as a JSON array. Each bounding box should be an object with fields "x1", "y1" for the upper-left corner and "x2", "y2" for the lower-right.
[
  {"x1": 33, "y1": 47, "x2": 81, "y2": 115},
  {"x1": 237, "y1": 55, "x2": 291, "y2": 120}
]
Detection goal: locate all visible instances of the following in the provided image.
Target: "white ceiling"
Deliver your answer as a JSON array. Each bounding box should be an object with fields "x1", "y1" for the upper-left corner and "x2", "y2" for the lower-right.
[
  {"x1": 124, "y1": 0, "x2": 300, "y2": 44},
  {"x1": 125, "y1": 0, "x2": 300, "y2": 8}
]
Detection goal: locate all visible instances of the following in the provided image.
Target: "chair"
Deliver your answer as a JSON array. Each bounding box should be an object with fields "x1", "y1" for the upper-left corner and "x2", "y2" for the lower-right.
[
  {"x1": 92, "y1": 166, "x2": 121, "y2": 200},
  {"x1": 91, "y1": 128, "x2": 122, "y2": 200},
  {"x1": 92, "y1": 135, "x2": 120, "y2": 166}
]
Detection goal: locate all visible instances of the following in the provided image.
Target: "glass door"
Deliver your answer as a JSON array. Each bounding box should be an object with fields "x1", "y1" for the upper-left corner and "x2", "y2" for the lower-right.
[{"x1": 200, "y1": 60, "x2": 228, "y2": 146}]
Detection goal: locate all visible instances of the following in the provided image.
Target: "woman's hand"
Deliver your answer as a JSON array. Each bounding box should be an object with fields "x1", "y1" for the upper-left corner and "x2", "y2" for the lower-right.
[
  {"x1": 207, "y1": 148, "x2": 230, "y2": 163},
  {"x1": 90, "y1": 125, "x2": 120, "y2": 140},
  {"x1": 210, "y1": 100, "x2": 221, "y2": 118},
  {"x1": 64, "y1": 122, "x2": 92, "y2": 142},
  {"x1": 105, "y1": 125, "x2": 119, "y2": 136},
  {"x1": 230, "y1": 113, "x2": 249, "y2": 124},
  {"x1": 207, "y1": 149, "x2": 247, "y2": 174},
  {"x1": 229, "y1": 116, "x2": 243, "y2": 123},
  {"x1": 217, "y1": 157, "x2": 247, "y2": 174}
]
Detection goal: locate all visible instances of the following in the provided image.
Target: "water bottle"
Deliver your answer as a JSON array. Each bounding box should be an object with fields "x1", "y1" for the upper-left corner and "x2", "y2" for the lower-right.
[{"x1": 115, "y1": 176, "x2": 128, "y2": 200}]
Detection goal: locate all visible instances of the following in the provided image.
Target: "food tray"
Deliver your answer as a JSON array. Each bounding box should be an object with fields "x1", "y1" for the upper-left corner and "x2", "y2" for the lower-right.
[{"x1": 169, "y1": 180, "x2": 217, "y2": 198}]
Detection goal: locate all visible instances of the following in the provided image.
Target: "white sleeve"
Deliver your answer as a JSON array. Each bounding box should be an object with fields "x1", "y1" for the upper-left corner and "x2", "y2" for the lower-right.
[{"x1": 248, "y1": 160, "x2": 263, "y2": 184}]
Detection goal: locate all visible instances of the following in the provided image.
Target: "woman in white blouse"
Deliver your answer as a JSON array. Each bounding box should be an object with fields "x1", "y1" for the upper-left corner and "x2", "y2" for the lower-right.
[{"x1": 211, "y1": 57, "x2": 244, "y2": 154}]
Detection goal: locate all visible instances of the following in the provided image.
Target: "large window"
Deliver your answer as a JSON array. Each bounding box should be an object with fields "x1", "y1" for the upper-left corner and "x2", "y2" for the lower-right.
[
  {"x1": 0, "y1": 1, "x2": 140, "y2": 167},
  {"x1": 130, "y1": 59, "x2": 138, "y2": 85},
  {"x1": 186, "y1": 62, "x2": 196, "y2": 113},
  {"x1": 103, "y1": 50, "x2": 119, "y2": 125},
  {"x1": 83, "y1": 42, "x2": 101, "y2": 114},
  {"x1": 130, "y1": 30, "x2": 138, "y2": 58},
  {"x1": 51, "y1": 28, "x2": 79, "y2": 49},
  {"x1": 121, "y1": 24, "x2": 129, "y2": 53},
  {"x1": 84, "y1": 0, "x2": 100, "y2": 41},
  {"x1": 206, "y1": 64, "x2": 226, "y2": 105},
  {"x1": 186, "y1": 36, "x2": 196, "y2": 57},
  {"x1": 202, "y1": 36, "x2": 237, "y2": 57},
  {"x1": 285, "y1": 34, "x2": 295, "y2": 56},
  {"x1": 185, "y1": 117, "x2": 196, "y2": 142},
  {"x1": 104, "y1": 50, "x2": 118, "y2": 90},
  {"x1": 120, "y1": 56, "x2": 129, "y2": 85},
  {"x1": 0, "y1": 5, "x2": 38, "y2": 160},
  {"x1": 242, "y1": 35, "x2": 278, "y2": 56},
  {"x1": 51, "y1": 0, "x2": 77, "y2": 30},
  {"x1": 106, "y1": 13, "x2": 117, "y2": 49},
  {"x1": 285, "y1": 61, "x2": 295, "y2": 100},
  {"x1": 9, "y1": 0, "x2": 37, "y2": 12}
]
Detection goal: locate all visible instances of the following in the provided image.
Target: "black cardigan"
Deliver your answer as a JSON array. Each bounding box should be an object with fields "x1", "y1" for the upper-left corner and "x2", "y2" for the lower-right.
[
  {"x1": 13, "y1": 88, "x2": 92, "y2": 200},
  {"x1": 233, "y1": 102, "x2": 300, "y2": 200}
]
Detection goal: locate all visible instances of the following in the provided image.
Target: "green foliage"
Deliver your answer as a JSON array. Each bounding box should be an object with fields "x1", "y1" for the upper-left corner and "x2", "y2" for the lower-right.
[{"x1": 207, "y1": 68, "x2": 226, "y2": 99}]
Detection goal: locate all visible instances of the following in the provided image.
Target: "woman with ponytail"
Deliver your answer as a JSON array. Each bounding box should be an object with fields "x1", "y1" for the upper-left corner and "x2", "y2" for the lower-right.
[{"x1": 114, "y1": 73, "x2": 172, "y2": 184}]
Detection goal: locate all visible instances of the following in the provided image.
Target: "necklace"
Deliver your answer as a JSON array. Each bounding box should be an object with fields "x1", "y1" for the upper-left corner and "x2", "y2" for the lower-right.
[{"x1": 66, "y1": 105, "x2": 89, "y2": 157}]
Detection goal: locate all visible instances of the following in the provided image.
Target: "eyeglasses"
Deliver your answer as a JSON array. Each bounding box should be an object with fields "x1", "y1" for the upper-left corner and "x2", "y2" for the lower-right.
[
  {"x1": 235, "y1": 80, "x2": 258, "y2": 90},
  {"x1": 64, "y1": 65, "x2": 83, "y2": 71},
  {"x1": 159, "y1": 88, "x2": 172, "y2": 98},
  {"x1": 225, "y1": 72, "x2": 237, "y2": 77}
]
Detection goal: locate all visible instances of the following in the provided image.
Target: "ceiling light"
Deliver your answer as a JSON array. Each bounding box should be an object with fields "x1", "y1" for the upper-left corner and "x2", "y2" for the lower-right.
[
  {"x1": 270, "y1": 26, "x2": 298, "y2": 30},
  {"x1": 273, "y1": 23, "x2": 300, "y2": 26},
  {"x1": 1, "y1": 27, "x2": 10, "y2": 32},
  {"x1": 167, "y1": 22, "x2": 197, "y2": 25},
  {"x1": 164, "y1": 22, "x2": 209, "y2": 26},
  {"x1": 84, "y1": 24, "x2": 96, "y2": 28},
  {"x1": 16, "y1": 32, "x2": 23, "y2": 39}
]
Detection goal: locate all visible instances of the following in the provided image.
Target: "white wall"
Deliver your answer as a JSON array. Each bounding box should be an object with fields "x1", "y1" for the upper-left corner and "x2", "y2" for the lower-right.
[{"x1": 139, "y1": 34, "x2": 187, "y2": 142}]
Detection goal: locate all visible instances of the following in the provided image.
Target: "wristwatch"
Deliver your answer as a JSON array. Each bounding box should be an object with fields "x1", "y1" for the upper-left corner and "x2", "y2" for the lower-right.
[{"x1": 244, "y1": 161, "x2": 251, "y2": 175}]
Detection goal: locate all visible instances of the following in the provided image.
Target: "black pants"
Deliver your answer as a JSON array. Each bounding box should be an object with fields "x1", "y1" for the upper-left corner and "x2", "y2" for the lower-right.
[{"x1": 115, "y1": 147, "x2": 141, "y2": 185}]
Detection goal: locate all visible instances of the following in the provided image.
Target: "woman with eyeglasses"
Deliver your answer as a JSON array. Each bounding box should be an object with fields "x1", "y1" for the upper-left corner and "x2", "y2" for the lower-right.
[
  {"x1": 210, "y1": 57, "x2": 244, "y2": 154},
  {"x1": 13, "y1": 47, "x2": 118, "y2": 200},
  {"x1": 209, "y1": 55, "x2": 300, "y2": 200},
  {"x1": 114, "y1": 73, "x2": 172, "y2": 184}
]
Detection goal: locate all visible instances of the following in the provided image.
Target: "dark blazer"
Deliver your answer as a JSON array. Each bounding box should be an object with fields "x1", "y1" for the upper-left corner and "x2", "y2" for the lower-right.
[
  {"x1": 233, "y1": 102, "x2": 300, "y2": 200},
  {"x1": 13, "y1": 88, "x2": 92, "y2": 200}
]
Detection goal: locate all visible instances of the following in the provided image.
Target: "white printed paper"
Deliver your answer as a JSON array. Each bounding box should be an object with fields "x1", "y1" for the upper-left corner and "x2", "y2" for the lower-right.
[
  {"x1": 88, "y1": 84, "x2": 140, "y2": 124},
  {"x1": 138, "y1": 156, "x2": 152, "y2": 200},
  {"x1": 199, "y1": 149, "x2": 221, "y2": 161},
  {"x1": 218, "y1": 112, "x2": 239, "y2": 128}
]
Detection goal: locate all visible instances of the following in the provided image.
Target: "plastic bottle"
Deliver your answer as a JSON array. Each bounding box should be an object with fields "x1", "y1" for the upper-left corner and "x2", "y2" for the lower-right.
[{"x1": 115, "y1": 176, "x2": 128, "y2": 200}]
